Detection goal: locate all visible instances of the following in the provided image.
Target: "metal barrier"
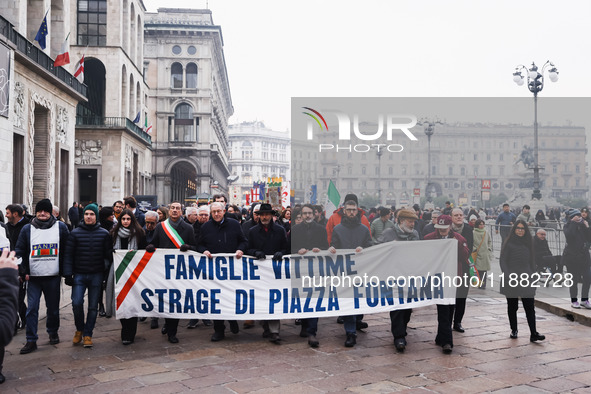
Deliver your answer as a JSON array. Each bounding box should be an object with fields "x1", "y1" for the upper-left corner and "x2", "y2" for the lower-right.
[{"x1": 486, "y1": 222, "x2": 565, "y2": 256}]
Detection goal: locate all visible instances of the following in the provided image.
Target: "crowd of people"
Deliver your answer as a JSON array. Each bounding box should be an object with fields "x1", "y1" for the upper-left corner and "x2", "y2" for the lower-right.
[{"x1": 1, "y1": 194, "x2": 590, "y2": 384}]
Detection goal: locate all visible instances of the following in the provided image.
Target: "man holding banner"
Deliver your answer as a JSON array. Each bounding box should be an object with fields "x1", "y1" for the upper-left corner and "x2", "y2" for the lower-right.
[
  {"x1": 248, "y1": 204, "x2": 288, "y2": 344},
  {"x1": 147, "y1": 202, "x2": 196, "y2": 344},
  {"x1": 197, "y1": 202, "x2": 247, "y2": 342},
  {"x1": 291, "y1": 204, "x2": 329, "y2": 348},
  {"x1": 376, "y1": 208, "x2": 420, "y2": 352},
  {"x1": 424, "y1": 215, "x2": 470, "y2": 354},
  {"x1": 329, "y1": 199, "x2": 372, "y2": 348}
]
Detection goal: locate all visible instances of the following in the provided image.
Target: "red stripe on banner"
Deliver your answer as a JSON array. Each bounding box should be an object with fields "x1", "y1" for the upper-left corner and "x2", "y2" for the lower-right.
[{"x1": 116, "y1": 251, "x2": 154, "y2": 310}]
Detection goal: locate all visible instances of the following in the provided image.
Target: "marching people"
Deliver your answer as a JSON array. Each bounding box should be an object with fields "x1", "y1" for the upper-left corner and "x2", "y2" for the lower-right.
[
  {"x1": 370, "y1": 207, "x2": 394, "y2": 244},
  {"x1": 422, "y1": 209, "x2": 440, "y2": 238},
  {"x1": 248, "y1": 203, "x2": 289, "y2": 344},
  {"x1": 112, "y1": 200, "x2": 124, "y2": 222},
  {"x1": 241, "y1": 203, "x2": 260, "y2": 240},
  {"x1": 148, "y1": 202, "x2": 196, "y2": 343},
  {"x1": 63, "y1": 203, "x2": 112, "y2": 348},
  {"x1": 500, "y1": 220, "x2": 545, "y2": 342},
  {"x1": 15, "y1": 199, "x2": 69, "y2": 354},
  {"x1": 290, "y1": 204, "x2": 329, "y2": 347},
  {"x1": 0, "y1": 249, "x2": 19, "y2": 384},
  {"x1": 68, "y1": 202, "x2": 80, "y2": 228},
  {"x1": 107, "y1": 209, "x2": 147, "y2": 345},
  {"x1": 144, "y1": 210, "x2": 159, "y2": 245},
  {"x1": 329, "y1": 199, "x2": 372, "y2": 348},
  {"x1": 124, "y1": 196, "x2": 145, "y2": 227},
  {"x1": 424, "y1": 215, "x2": 470, "y2": 354},
  {"x1": 472, "y1": 219, "x2": 493, "y2": 289},
  {"x1": 197, "y1": 202, "x2": 247, "y2": 341},
  {"x1": 451, "y1": 208, "x2": 473, "y2": 333},
  {"x1": 562, "y1": 209, "x2": 591, "y2": 309},
  {"x1": 376, "y1": 208, "x2": 420, "y2": 352},
  {"x1": 326, "y1": 193, "x2": 371, "y2": 245}
]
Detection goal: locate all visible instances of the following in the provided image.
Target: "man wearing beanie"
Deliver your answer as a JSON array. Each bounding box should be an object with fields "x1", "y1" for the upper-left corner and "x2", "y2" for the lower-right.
[
  {"x1": 326, "y1": 193, "x2": 371, "y2": 245},
  {"x1": 63, "y1": 203, "x2": 112, "y2": 348},
  {"x1": 15, "y1": 199, "x2": 69, "y2": 354}
]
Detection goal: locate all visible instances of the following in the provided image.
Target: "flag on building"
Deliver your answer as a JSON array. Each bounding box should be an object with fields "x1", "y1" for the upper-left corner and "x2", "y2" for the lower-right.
[
  {"x1": 74, "y1": 55, "x2": 84, "y2": 83},
  {"x1": 133, "y1": 112, "x2": 140, "y2": 123},
  {"x1": 310, "y1": 185, "x2": 317, "y2": 204},
  {"x1": 326, "y1": 180, "x2": 340, "y2": 214},
  {"x1": 146, "y1": 124, "x2": 153, "y2": 134},
  {"x1": 53, "y1": 33, "x2": 70, "y2": 67},
  {"x1": 251, "y1": 187, "x2": 260, "y2": 202},
  {"x1": 34, "y1": 12, "x2": 48, "y2": 50},
  {"x1": 245, "y1": 191, "x2": 250, "y2": 205}
]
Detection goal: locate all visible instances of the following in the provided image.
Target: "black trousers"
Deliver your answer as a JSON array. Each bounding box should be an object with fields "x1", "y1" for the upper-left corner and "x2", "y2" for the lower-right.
[
  {"x1": 436, "y1": 304, "x2": 454, "y2": 347},
  {"x1": 506, "y1": 297, "x2": 536, "y2": 334},
  {"x1": 120, "y1": 317, "x2": 138, "y2": 341},
  {"x1": 301, "y1": 318, "x2": 318, "y2": 336},
  {"x1": 390, "y1": 309, "x2": 412, "y2": 339},
  {"x1": 454, "y1": 273, "x2": 470, "y2": 325},
  {"x1": 164, "y1": 318, "x2": 179, "y2": 337},
  {"x1": 213, "y1": 320, "x2": 237, "y2": 333}
]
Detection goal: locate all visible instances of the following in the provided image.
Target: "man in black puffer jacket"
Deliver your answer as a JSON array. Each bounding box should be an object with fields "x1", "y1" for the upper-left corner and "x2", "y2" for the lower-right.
[{"x1": 63, "y1": 203, "x2": 112, "y2": 348}]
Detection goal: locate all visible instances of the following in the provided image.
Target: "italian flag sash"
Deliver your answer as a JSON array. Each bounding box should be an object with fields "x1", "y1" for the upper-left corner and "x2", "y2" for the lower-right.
[{"x1": 162, "y1": 219, "x2": 185, "y2": 248}]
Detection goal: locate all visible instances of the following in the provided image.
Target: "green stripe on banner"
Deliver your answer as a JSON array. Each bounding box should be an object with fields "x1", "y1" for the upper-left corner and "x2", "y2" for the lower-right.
[{"x1": 116, "y1": 250, "x2": 137, "y2": 283}]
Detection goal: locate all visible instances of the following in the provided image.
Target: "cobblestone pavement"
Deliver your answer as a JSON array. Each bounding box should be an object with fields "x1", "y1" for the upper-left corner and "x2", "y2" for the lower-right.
[{"x1": 3, "y1": 291, "x2": 591, "y2": 393}]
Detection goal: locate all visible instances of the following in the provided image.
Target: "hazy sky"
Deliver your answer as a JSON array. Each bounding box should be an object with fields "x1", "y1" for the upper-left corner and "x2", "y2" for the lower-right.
[{"x1": 143, "y1": 0, "x2": 591, "y2": 132}]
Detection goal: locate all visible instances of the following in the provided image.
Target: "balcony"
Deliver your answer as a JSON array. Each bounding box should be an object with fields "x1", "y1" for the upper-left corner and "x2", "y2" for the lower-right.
[
  {"x1": 76, "y1": 116, "x2": 152, "y2": 145},
  {"x1": 0, "y1": 15, "x2": 87, "y2": 98}
]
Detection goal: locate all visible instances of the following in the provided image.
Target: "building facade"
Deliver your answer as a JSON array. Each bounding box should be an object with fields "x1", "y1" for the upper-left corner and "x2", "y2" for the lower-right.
[
  {"x1": 71, "y1": 0, "x2": 153, "y2": 206},
  {"x1": 304, "y1": 123, "x2": 587, "y2": 208},
  {"x1": 1, "y1": 1, "x2": 86, "y2": 214},
  {"x1": 144, "y1": 8, "x2": 233, "y2": 205},
  {"x1": 228, "y1": 121, "x2": 291, "y2": 204}
]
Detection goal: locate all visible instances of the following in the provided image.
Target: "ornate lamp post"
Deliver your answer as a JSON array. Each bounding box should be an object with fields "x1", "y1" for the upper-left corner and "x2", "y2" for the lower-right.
[
  {"x1": 421, "y1": 119, "x2": 441, "y2": 202},
  {"x1": 376, "y1": 150, "x2": 382, "y2": 204},
  {"x1": 512, "y1": 61, "x2": 559, "y2": 200}
]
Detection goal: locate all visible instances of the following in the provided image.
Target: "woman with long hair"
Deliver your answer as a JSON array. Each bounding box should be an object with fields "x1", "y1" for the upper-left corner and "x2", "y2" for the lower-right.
[
  {"x1": 500, "y1": 220, "x2": 545, "y2": 342},
  {"x1": 157, "y1": 206, "x2": 169, "y2": 222},
  {"x1": 472, "y1": 219, "x2": 492, "y2": 289},
  {"x1": 107, "y1": 209, "x2": 147, "y2": 345}
]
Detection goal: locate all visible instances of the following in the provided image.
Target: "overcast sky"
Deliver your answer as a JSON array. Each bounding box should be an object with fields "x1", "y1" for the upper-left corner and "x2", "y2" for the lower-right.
[{"x1": 143, "y1": 0, "x2": 591, "y2": 132}]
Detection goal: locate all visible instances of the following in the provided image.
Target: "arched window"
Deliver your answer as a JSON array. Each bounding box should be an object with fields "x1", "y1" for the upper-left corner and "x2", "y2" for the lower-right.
[
  {"x1": 170, "y1": 103, "x2": 196, "y2": 142},
  {"x1": 171, "y1": 63, "x2": 183, "y2": 88},
  {"x1": 186, "y1": 63, "x2": 197, "y2": 88}
]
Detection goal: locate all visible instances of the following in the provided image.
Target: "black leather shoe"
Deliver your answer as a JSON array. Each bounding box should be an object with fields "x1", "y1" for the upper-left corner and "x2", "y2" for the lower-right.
[
  {"x1": 139, "y1": 317, "x2": 147, "y2": 322},
  {"x1": 442, "y1": 344, "x2": 453, "y2": 354},
  {"x1": 49, "y1": 333, "x2": 60, "y2": 345},
  {"x1": 98, "y1": 303, "x2": 106, "y2": 317},
  {"x1": 295, "y1": 319, "x2": 301, "y2": 325},
  {"x1": 510, "y1": 330, "x2": 518, "y2": 339},
  {"x1": 202, "y1": 320, "x2": 213, "y2": 327},
  {"x1": 187, "y1": 319, "x2": 198, "y2": 329},
  {"x1": 344, "y1": 333, "x2": 356, "y2": 347},
  {"x1": 20, "y1": 341, "x2": 37, "y2": 354},
  {"x1": 211, "y1": 332, "x2": 225, "y2": 342},
  {"x1": 394, "y1": 338, "x2": 406, "y2": 352},
  {"x1": 161, "y1": 324, "x2": 168, "y2": 335},
  {"x1": 356, "y1": 321, "x2": 368, "y2": 330},
  {"x1": 336, "y1": 316, "x2": 344, "y2": 324},
  {"x1": 150, "y1": 319, "x2": 159, "y2": 329},
  {"x1": 299, "y1": 325, "x2": 308, "y2": 338},
  {"x1": 122, "y1": 339, "x2": 134, "y2": 345},
  {"x1": 168, "y1": 335, "x2": 179, "y2": 344},
  {"x1": 530, "y1": 332, "x2": 545, "y2": 342},
  {"x1": 308, "y1": 335, "x2": 319, "y2": 348},
  {"x1": 229, "y1": 320, "x2": 239, "y2": 334},
  {"x1": 269, "y1": 333, "x2": 281, "y2": 344},
  {"x1": 453, "y1": 324, "x2": 465, "y2": 333},
  {"x1": 0, "y1": 371, "x2": 5, "y2": 384}
]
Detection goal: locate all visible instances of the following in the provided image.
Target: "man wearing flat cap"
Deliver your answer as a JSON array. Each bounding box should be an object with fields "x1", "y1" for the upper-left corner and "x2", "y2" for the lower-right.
[
  {"x1": 15, "y1": 199, "x2": 69, "y2": 354},
  {"x1": 424, "y1": 214, "x2": 469, "y2": 354},
  {"x1": 376, "y1": 208, "x2": 420, "y2": 352}
]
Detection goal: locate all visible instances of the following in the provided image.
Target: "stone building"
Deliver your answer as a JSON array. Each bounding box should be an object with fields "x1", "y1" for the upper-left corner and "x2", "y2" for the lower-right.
[
  {"x1": 1, "y1": 1, "x2": 86, "y2": 214},
  {"x1": 144, "y1": 8, "x2": 233, "y2": 205},
  {"x1": 228, "y1": 121, "x2": 291, "y2": 204},
  {"x1": 71, "y1": 0, "x2": 153, "y2": 206}
]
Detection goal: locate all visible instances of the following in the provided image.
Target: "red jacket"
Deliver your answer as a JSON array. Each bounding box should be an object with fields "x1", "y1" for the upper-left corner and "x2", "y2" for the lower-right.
[
  {"x1": 424, "y1": 230, "x2": 470, "y2": 275},
  {"x1": 326, "y1": 207, "x2": 371, "y2": 245}
]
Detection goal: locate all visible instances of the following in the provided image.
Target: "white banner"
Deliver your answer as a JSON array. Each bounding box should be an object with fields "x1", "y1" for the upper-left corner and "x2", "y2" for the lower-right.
[{"x1": 114, "y1": 240, "x2": 459, "y2": 319}]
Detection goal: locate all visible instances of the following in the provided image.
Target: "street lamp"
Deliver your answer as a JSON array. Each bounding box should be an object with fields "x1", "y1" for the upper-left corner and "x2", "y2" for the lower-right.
[
  {"x1": 512, "y1": 60, "x2": 559, "y2": 200},
  {"x1": 376, "y1": 149, "x2": 382, "y2": 204},
  {"x1": 420, "y1": 119, "x2": 442, "y2": 202}
]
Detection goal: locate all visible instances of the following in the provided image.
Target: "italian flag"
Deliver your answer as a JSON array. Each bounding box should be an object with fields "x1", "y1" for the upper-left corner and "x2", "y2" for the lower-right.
[
  {"x1": 53, "y1": 34, "x2": 70, "y2": 67},
  {"x1": 31, "y1": 248, "x2": 58, "y2": 257},
  {"x1": 74, "y1": 55, "x2": 84, "y2": 83},
  {"x1": 326, "y1": 180, "x2": 341, "y2": 214}
]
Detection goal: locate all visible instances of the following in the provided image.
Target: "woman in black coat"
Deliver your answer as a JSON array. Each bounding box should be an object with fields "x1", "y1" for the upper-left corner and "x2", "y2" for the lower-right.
[{"x1": 500, "y1": 220, "x2": 545, "y2": 342}]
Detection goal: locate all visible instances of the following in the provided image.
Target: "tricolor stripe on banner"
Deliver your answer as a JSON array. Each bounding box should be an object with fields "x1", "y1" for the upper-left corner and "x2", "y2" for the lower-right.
[
  {"x1": 161, "y1": 219, "x2": 184, "y2": 248},
  {"x1": 116, "y1": 250, "x2": 137, "y2": 283},
  {"x1": 31, "y1": 248, "x2": 58, "y2": 257},
  {"x1": 116, "y1": 250, "x2": 154, "y2": 309}
]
